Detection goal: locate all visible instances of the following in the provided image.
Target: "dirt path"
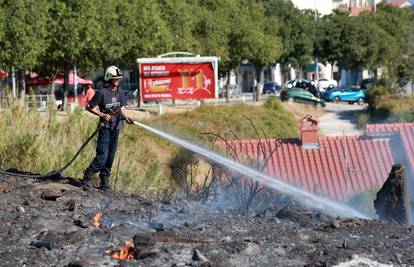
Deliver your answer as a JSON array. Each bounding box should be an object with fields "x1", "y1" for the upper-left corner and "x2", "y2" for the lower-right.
[{"x1": 319, "y1": 103, "x2": 366, "y2": 136}]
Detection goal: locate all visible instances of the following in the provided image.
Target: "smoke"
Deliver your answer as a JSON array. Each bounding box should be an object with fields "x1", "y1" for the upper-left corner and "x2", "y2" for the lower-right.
[{"x1": 132, "y1": 121, "x2": 371, "y2": 219}]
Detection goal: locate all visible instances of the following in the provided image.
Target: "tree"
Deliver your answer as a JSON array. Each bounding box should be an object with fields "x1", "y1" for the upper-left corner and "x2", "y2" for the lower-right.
[
  {"x1": 316, "y1": 11, "x2": 349, "y2": 68},
  {"x1": 121, "y1": 0, "x2": 172, "y2": 63},
  {"x1": 44, "y1": 0, "x2": 101, "y2": 110},
  {"x1": 158, "y1": 0, "x2": 201, "y2": 53},
  {"x1": 372, "y1": 4, "x2": 414, "y2": 83},
  {"x1": 193, "y1": 0, "x2": 232, "y2": 73},
  {"x1": 224, "y1": 0, "x2": 281, "y2": 102},
  {"x1": 0, "y1": 0, "x2": 49, "y2": 97},
  {"x1": 263, "y1": 0, "x2": 314, "y2": 82},
  {"x1": 92, "y1": 0, "x2": 172, "y2": 68},
  {"x1": 339, "y1": 15, "x2": 395, "y2": 72}
]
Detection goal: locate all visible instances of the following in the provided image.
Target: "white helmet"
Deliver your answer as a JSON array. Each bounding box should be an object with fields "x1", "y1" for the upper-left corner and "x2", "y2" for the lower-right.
[{"x1": 104, "y1": 66, "x2": 124, "y2": 81}]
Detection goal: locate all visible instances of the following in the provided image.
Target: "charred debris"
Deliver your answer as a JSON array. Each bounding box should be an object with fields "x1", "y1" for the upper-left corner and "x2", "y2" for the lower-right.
[{"x1": 1, "y1": 164, "x2": 414, "y2": 266}]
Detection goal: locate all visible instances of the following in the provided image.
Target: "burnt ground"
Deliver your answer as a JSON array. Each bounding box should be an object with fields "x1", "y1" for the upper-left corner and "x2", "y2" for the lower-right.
[{"x1": 1, "y1": 175, "x2": 414, "y2": 267}]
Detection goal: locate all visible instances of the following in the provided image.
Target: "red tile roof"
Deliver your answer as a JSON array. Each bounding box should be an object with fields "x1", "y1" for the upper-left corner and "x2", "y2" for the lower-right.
[
  {"x1": 350, "y1": 6, "x2": 373, "y2": 16},
  {"x1": 386, "y1": 0, "x2": 411, "y2": 7},
  {"x1": 226, "y1": 135, "x2": 394, "y2": 201},
  {"x1": 366, "y1": 122, "x2": 414, "y2": 181}
]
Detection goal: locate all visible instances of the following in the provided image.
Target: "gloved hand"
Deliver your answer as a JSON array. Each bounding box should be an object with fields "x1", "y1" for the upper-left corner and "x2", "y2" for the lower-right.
[
  {"x1": 101, "y1": 113, "x2": 112, "y2": 121},
  {"x1": 124, "y1": 117, "x2": 134, "y2": 124}
]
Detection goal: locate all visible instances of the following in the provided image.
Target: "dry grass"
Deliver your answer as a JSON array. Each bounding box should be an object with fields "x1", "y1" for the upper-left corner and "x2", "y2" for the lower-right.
[
  {"x1": 0, "y1": 101, "x2": 175, "y2": 196},
  {"x1": 280, "y1": 102, "x2": 326, "y2": 120},
  {"x1": 0, "y1": 97, "x2": 300, "y2": 195}
]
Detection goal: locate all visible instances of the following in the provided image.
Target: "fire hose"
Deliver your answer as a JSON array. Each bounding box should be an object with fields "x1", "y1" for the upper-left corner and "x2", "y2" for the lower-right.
[
  {"x1": 0, "y1": 107, "x2": 137, "y2": 180},
  {"x1": 0, "y1": 124, "x2": 100, "y2": 179}
]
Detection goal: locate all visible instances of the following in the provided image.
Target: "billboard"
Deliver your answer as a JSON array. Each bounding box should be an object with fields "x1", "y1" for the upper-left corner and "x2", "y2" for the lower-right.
[{"x1": 137, "y1": 56, "x2": 219, "y2": 101}]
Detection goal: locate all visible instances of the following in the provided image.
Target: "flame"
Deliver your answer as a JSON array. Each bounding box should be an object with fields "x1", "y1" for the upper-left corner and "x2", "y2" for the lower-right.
[
  {"x1": 110, "y1": 241, "x2": 135, "y2": 261},
  {"x1": 92, "y1": 211, "x2": 103, "y2": 229}
]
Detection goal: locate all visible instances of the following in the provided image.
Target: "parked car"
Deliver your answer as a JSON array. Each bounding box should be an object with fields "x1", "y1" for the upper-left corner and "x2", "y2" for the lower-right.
[
  {"x1": 294, "y1": 79, "x2": 320, "y2": 98},
  {"x1": 285, "y1": 80, "x2": 295, "y2": 88},
  {"x1": 285, "y1": 79, "x2": 320, "y2": 98},
  {"x1": 280, "y1": 88, "x2": 326, "y2": 107},
  {"x1": 262, "y1": 82, "x2": 281, "y2": 94},
  {"x1": 317, "y1": 78, "x2": 338, "y2": 90},
  {"x1": 322, "y1": 85, "x2": 366, "y2": 105}
]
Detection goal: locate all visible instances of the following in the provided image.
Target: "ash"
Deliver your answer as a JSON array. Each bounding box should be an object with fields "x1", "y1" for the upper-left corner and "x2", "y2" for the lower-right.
[{"x1": 0, "y1": 175, "x2": 413, "y2": 267}]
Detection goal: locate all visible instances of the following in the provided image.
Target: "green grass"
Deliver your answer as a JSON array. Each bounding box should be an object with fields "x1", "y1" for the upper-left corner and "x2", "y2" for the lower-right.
[
  {"x1": 0, "y1": 97, "x2": 298, "y2": 195},
  {"x1": 148, "y1": 97, "x2": 298, "y2": 144}
]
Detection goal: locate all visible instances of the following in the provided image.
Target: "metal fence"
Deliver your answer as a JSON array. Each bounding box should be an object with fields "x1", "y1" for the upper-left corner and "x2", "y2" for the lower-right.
[
  {"x1": 25, "y1": 95, "x2": 57, "y2": 111},
  {"x1": 0, "y1": 94, "x2": 59, "y2": 111}
]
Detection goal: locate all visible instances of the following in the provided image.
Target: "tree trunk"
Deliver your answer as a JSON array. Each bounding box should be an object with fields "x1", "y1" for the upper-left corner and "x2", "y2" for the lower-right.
[
  {"x1": 18, "y1": 70, "x2": 26, "y2": 107},
  {"x1": 255, "y1": 65, "x2": 263, "y2": 102},
  {"x1": 49, "y1": 68, "x2": 60, "y2": 104},
  {"x1": 226, "y1": 70, "x2": 230, "y2": 104},
  {"x1": 62, "y1": 64, "x2": 70, "y2": 111}
]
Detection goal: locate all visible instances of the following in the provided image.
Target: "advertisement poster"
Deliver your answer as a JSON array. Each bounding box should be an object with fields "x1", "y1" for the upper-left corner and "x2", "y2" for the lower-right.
[{"x1": 139, "y1": 62, "x2": 216, "y2": 101}]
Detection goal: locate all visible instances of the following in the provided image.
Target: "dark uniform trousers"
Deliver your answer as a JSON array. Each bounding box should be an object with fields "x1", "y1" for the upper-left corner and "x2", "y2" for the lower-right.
[{"x1": 84, "y1": 126, "x2": 120, "y2": 188}]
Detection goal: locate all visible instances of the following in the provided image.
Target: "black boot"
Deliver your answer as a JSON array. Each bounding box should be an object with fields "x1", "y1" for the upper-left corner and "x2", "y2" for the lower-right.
[
  {"x1": 82, "y1": 169, "x2": 94, "y2": 188},
  {"x1": 99, "y1": 176, "x2": 110, "y2": 191}
]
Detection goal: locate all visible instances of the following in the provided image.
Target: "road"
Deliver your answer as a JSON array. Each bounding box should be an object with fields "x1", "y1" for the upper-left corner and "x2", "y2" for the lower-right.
[{"x1": 319, "y1": 102, "x2": 366, "y2": 136}]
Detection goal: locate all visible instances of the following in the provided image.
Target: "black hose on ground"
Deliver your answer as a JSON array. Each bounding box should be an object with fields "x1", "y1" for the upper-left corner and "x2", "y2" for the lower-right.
[{"x1": 0, "y1": 124, "x2": 100, "y2": 179}]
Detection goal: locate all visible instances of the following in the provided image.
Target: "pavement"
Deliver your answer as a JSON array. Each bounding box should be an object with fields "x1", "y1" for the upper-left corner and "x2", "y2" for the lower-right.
[{"x1": 319, "y1": 102, "x2": 366, "y2": 136}]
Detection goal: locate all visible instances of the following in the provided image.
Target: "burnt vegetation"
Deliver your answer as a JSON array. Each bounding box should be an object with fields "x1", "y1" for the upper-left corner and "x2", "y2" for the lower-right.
[{"x1": 168, "y1": 116, "x2": 287, "y2": 212}]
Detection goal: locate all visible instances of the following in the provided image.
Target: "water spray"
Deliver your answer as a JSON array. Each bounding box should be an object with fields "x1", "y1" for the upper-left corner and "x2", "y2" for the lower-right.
[{"x1": 131, "y1": 120, "x2": 370, "y2": 219}]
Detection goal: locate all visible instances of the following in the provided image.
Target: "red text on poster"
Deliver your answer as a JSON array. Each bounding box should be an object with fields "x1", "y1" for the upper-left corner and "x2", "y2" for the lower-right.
[{"x1": 140, "y1": 63, "x2": 216, "y2": 100}]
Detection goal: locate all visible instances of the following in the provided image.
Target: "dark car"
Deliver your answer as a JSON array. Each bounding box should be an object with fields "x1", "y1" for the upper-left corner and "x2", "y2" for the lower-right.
[
  {"x1": 280, "y1": 88, "x2": 325, "y2": 107},
  {"x1": 294, "y1": 80, "x2": 320, "y2": 98},
  {"x1": 262, "y1": 82, "x2": 281, "y2": 94}
]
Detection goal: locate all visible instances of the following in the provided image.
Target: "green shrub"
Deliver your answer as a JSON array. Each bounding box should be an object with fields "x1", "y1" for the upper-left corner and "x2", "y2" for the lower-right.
[
  {"x1": 264, "y1": 96, "x2": 283, "y2": 112},
  {"x1": 400, "y1": 112, "x2": 414, "y2": 123}
]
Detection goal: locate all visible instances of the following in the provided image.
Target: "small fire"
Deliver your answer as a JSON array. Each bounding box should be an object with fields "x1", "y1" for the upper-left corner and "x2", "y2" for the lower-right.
[
  {"x1": 110, "y1": 241, "x2": 135, "y2": 261},
  {"x1": 92, "y1": 211, "x2": 103, "y2": 229}
]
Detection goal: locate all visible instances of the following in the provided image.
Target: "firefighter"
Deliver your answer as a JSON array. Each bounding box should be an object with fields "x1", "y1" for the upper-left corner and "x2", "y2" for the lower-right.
[{"x1": 82, "y1": 66, "x2": 133, "y2": 191}]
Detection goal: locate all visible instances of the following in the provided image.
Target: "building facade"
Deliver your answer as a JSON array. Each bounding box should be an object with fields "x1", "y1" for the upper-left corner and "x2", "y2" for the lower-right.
[{"x1": 290, "y1": 0, "x2": 333, "y2": 16}]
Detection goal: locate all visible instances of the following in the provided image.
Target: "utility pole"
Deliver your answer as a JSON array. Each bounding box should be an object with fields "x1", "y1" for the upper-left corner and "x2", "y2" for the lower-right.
[
  {"x1": 314, "y1": 0, "x2": 319, "y2": 84},
  {"x1": 373, "y1": 0, "x2": 376, "y2": 12},
  {"x1": 74, "y1": 64, "x2": 78, "y2": 105},
  {"x1": 11, "y1": 67, "x2": 16, "y2": 98}
]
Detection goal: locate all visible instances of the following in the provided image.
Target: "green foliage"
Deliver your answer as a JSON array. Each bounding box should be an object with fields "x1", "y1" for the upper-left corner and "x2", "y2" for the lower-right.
[
  {"x1": 0, "y1": 0, "x2": 49, "y2": 69},
  {"x1": 400, "y1": 112, "x2": 414, "y2": 123},
  {"x1": 45, "y1": 0, "x2": 100, "y2": 69},
  {"x1": 264, "y1": 96, "x2": 284, "y2": 112},
  {"x1": 0, "y1": 0, "x2": 411, "y2": 90}
]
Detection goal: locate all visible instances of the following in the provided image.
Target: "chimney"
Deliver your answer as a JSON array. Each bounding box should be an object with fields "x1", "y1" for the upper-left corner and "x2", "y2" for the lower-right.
[{"x1": 300, "y1": 114, "x2": 319, "y2": 149}]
